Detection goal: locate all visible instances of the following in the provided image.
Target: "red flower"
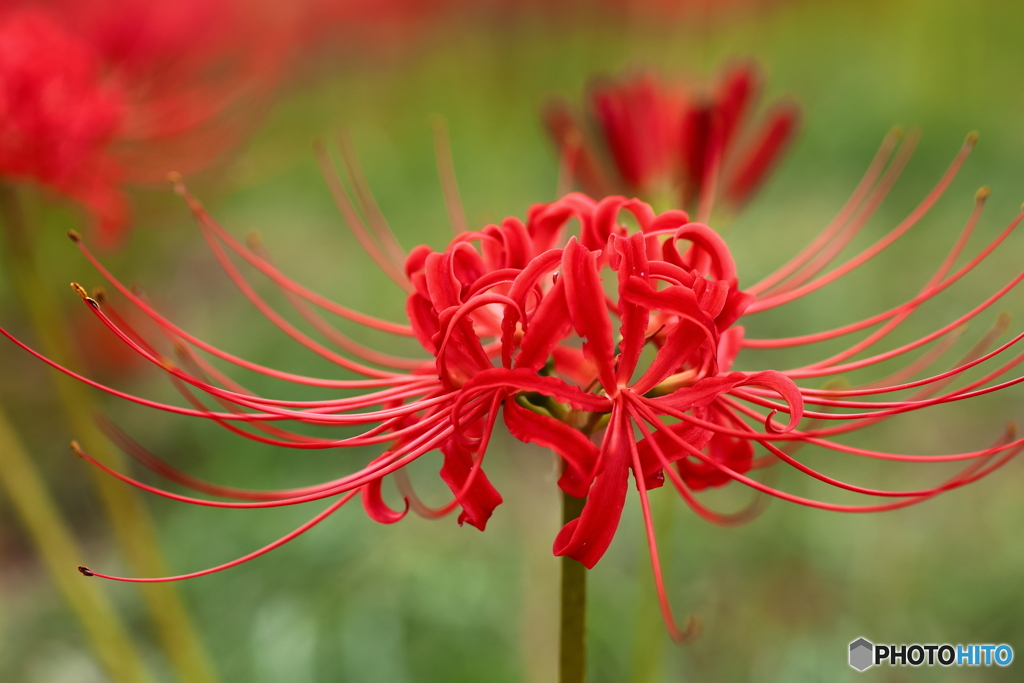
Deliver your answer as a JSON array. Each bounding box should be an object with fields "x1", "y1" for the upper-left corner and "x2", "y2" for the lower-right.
[
  {"x1": 4, "y1": 131, "x2": 1022, "y2": 641},
  {"x1": 0, "y1": 10, "x2": 128, "y2": 239},
  {"x1": 546, "y1": 63, "x2": 800, "y2": 221},
  {"x1": 0, "y1": 1, "x2": 295, "y2": 245}
]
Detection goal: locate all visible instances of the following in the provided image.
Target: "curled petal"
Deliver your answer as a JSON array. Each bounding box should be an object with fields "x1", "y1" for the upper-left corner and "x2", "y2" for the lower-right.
[
  {"x1": 439, "y1": 420, "x2": 503, "y2": 530},
  {"x1": 360, "y1": 477, "x2": 409, "y2": 524}
]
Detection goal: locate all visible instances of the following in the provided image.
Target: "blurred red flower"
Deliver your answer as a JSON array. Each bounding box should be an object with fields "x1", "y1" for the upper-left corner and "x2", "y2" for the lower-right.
[
  {"x1": 546, "y1": 64, "x2": 799, "y2": 221},
  {"x1": 0, "y1": 0, "x2": 298, "y2": 245}
]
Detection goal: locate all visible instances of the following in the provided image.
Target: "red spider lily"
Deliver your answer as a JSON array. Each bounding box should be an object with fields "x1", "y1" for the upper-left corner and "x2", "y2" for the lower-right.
[
  {"x1": 546, "y1": 63, "x2": 799, "y2": 222},
  {"x1": 3, "y1": 130, "x2": 1023, "y2": 641},
  {"x1": 0, "y1": 1, "x2": 296, "y2": 246}
]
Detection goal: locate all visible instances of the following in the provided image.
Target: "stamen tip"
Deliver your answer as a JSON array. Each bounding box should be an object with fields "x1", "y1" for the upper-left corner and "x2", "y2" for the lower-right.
[
  {"x1": 70, "y1": 440, "x2": 83, "y2": 457},
  {"x1": 70, "y1": 282, "x2": 88, "y2": 299},
  {"x1": 77, "y1": 566, "x2": 94, "y2": 577},
  {"x1": 67, "y1": 229, "x2": 81, "y2": 243},
  {"x1": 975, "y1": 186, "x2": 991, "y2": 202},
  {"x1": 965, "y1": 131, "x2": 980, "y2": 146},
  {"x1": 91, "y1": 286, "x2": 106, "y2": 304},
  {"x1": 167, "y1": 171, "x2": 183, "y2": 186}
]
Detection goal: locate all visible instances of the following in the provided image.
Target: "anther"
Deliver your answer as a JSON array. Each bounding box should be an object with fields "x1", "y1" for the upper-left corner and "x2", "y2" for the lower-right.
[
  {"x1": 71, "y1": 283, "x2": 99, "y2": 309},
  {"x1": 975, "y1": 186, "x2": 991, "y2": 202},
  {"x1": 167, "y1": 171, "x2": 183, "y2": 186},
  {"x1": 78, "y1": 566, "x2": 94, "y2": 577},
  {"x1": 70, "y1": 440, "x2": 83, "y2": 457},
  {"x1": 67, "y1": 229, "x2": 81, "y2": 243},
  {"x1": 246, "y1": 230, "x2": 263, "y2": 250},
  {"x1": 965, "y1": 131, "x2": 979, "y2": 146},
  {"x1": 91, "y1": 286, "x2": 106, "y2": 304}
]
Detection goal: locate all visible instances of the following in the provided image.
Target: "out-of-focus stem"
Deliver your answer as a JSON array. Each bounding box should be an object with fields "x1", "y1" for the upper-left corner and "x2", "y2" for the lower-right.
[
  {"x1": 0, "y1": 185, "x2": 221, "y2": 683},
  {"x1": 560, "y1": 491, "x2": 587, "y2": 683},
  {"x1": 0, "y1": 404, "x2": 154, "y2": 683}
]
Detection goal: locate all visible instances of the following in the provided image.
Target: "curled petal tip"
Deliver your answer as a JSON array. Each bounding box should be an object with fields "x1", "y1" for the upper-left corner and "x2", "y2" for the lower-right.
[
  {"x1": 975, "y1": 186, "x2": 991, "y2": 202},
  {"x1": 77, "y1": 566, "x2": 94, "y2": 577},
  {"x1": 764, "y1": 409, "x2": 782, "y2": 434},
  {"x1": 66, "y1": 229, "x2": 81, "y2": 243}
]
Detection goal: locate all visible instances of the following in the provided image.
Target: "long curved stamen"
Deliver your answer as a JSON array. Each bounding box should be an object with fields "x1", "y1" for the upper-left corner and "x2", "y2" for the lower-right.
[
  {"x1": 335, "y1": 130, "x2": 410, "y2": 270},
  {"x1": 747, "y1": 132, "x2": 977, "y2": 314},
  {"x1": 78, "y1": 490, "x2": 361, "y2": 583},
  {"x1": 630, "y1": 396, "x2": 1021, "y2": 512},
  {"x1": 194, "y1": 217, "x2": 408, "y2": 379},
  {"x1": 247, "y1": 233, "x2": 427, "y2": 369},
  {"x1": 756, "y1": 131, "x2": 919, "y2": 298},
  {"x1": 432, "y1": 115, "x2": 469, "y2": 236},
  {"x1": 312, "y1": 142, "x2": 413, "y2": 292},
  {"x1": 624, "y1": 399, "x2": 700, "y2": 643},
  {"x1": 748, "y1": 128, "x2": 905, "y2": 295},
  {"x1": 743, "y1": 204, "x2": 1022, "y2": 350},
  {"x1": 72, "y1": 236, "x2": 420, "y2": 388},
  {"x1": 169, "y1": 179, "x2": 417, "y2": 336}
]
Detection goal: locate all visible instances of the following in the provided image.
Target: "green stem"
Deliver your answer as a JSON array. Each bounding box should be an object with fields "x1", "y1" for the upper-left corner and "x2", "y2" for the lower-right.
[
  {"x1": 0, "y1": 403, "x2": 154, "y2": 683},
  {"x1": 560, "y1": 491, "x2": 587, "y2": 683},
  {"x1": 0, "y1": 185, "x2": 221, "y2": 683}
]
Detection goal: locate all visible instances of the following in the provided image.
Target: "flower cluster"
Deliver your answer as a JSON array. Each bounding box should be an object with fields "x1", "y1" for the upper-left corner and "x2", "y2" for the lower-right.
[
  {"x1": 545, "y1": 64, "x2": 799, "y2": 219},
  {"x1": 5, "y1": 127, "x2": 1022, "y2": 637},
  {"x1": 0, "y1": 0, "x2": 297, "y2": 245}
]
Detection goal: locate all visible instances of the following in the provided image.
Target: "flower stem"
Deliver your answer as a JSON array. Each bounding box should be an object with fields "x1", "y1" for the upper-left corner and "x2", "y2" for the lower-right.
[
  {"x1": 0, "y1": 185, "x2": 221, "y2": 683},
  {"x1": 0, "y1": 403, "x2": 154, "y2": 683},
  {"x1": 560, "y1": 490, "x2": 587, "y2": 683}
]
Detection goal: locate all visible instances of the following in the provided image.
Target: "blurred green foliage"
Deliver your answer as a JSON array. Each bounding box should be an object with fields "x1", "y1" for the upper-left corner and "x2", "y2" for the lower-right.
[{"x1": 2, "y1": 0, "x2": 1024, "y2": 681}]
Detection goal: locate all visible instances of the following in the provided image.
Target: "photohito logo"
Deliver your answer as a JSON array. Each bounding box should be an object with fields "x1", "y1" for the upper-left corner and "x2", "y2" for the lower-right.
[{"x1": 849, "y1": 638, "x2": 1013, "y2": 671}]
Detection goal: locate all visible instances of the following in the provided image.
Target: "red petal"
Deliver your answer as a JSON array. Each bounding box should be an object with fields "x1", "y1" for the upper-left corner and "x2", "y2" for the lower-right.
[
  {"x1": 622, "y1": 277, "x2": 719, "y2": 394},
  {"x1": 611, "y1": 231, "x2": 650, "y2": 385},
  {"x1": 515, "y1": 277, "x2": 571, "y2": 371},
  {"x1": 562, "y1": 238, "x2": 618, "y2": 394},
  {"x1": 439, "y1": 421, "x2": 503, "y2": 530},
  {"x1": 725, "y1": 102, "x2": 800, "y2": 206},
  {"x1": 553, "y1": 402, "x2": 632, "y2": 568}
]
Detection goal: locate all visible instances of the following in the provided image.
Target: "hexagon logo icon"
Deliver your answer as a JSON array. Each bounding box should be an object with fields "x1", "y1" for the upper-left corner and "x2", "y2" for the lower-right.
[{"x1": 849, "y1": 638, "x2": 874, "y2": 671}]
